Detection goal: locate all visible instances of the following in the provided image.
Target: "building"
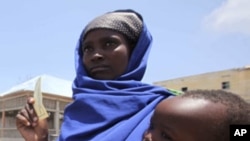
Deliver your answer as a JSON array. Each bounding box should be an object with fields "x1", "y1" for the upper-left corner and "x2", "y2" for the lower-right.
[
  {"x1": 0, "y1": 75, "x2": 73, "y2": 141},
  {"x1": 1, "y1": 66, "x2": 250, "y2": 140},
  {"x1": 154, "y1": 66, "x2": 250, "y2": 103}
]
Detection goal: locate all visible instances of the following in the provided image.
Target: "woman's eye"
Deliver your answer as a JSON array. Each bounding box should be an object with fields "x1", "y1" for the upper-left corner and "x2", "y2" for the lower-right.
[
  {"x1": 105, "y1": 41, "x2": 117, "y2": 47},
  {"x1": 82, "y1": 46, "x2": 93, "y2": 53}
]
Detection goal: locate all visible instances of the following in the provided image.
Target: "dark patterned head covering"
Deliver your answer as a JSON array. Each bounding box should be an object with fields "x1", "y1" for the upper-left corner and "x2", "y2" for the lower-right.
[{"x1": 81, "y1": 9, "x2": 143, "y2": 44}]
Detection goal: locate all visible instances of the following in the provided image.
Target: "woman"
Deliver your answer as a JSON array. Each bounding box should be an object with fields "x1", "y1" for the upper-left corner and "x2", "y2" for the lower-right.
[{"x1": 16, "y1": 9, "x2": 174, "y2": 141}]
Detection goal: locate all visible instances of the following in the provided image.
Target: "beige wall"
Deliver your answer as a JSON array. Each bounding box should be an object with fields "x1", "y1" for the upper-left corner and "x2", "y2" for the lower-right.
[
  {"x1": 154, "y1": 67, "x2": 250, "y2": 102},
  {"x1": 0, "y1": 91, "x2": 72, "y2": 139}
]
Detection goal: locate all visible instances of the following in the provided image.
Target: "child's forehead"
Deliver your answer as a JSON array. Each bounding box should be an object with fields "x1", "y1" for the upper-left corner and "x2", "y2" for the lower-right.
[
  {"x1": 151, "y1": 97, "x2": 227, "y2": 140},
  {"x1": 155, "y1": 96, "x2": 227, "y2": 120}
]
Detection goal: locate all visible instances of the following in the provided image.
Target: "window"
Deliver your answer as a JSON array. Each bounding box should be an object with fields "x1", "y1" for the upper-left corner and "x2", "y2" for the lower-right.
[
  {"x1": 181, "y1": 87, "x2": 188, "y2": 92},
  {"x1": 222, "y1": 81, "x2": 230, "y2": 89}
]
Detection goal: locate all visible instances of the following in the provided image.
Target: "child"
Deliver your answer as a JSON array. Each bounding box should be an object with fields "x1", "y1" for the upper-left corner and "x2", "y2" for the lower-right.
[{"x1": 143, "y1": 90, "x2": 250, "y2": 141}]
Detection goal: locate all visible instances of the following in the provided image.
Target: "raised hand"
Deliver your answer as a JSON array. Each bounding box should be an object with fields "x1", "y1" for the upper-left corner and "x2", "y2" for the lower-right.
[{"x1": 16, "y1": 97, "x2": 48, "y2": 141}]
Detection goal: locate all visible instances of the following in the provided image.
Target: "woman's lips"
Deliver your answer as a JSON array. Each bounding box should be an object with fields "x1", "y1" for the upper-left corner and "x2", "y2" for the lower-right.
[{"x1": 90, "y1": 66, "x2": 110, "y2": 73}]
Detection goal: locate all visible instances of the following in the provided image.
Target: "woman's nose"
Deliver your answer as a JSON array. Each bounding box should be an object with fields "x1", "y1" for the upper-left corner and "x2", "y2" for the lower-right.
[{"x1": 91, "y1": 51, "x2": 104, "y2": 62}]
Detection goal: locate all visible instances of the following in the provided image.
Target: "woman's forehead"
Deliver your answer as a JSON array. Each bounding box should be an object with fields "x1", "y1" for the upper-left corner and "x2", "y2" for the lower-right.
[{"x1": 83, "y1": 29, "x2": 127, "y2": 42}]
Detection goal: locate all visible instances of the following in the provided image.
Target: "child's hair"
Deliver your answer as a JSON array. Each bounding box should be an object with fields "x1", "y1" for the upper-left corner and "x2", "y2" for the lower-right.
[{"x1": 181, "y1": 89, "x2": 250, "y2": 140}]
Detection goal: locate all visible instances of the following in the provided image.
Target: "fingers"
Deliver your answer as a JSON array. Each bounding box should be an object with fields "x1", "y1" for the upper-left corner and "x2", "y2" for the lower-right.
[
  {"x1": 26, "y1": 101, "x2": 38, "y2": 126},
  {"x1": 16, "y1": 97, "x2": 49, "y2": 141},
  {"x1": 27, "y1": 97, "x2": 39, "y2": 126},
  {"x1": 28, "y1": 97, "x2": 35, "y2": 104},
  {"x1": 16, "y1": 111, "x2": 30, "y2": 127},
  {"x1": 16, "y1": 97, "x2": 38, "y2": 127}
]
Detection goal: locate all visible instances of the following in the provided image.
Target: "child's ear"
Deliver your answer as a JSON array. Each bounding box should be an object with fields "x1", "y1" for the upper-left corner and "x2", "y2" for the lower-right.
[{"x1": 143, "y1": 130, "x2": 152, "y2": 141}]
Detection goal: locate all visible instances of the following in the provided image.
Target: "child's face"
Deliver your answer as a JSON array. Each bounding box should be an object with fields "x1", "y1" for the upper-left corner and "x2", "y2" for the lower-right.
[{"x1": 143, "y1": 97, "x2": 226, "y2": 141}]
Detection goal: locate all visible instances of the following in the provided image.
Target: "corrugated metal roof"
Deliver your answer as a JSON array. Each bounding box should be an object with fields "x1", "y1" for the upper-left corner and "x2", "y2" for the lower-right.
[{"x1": 0, "y1": 74, "x2": 73, "y2": 97}]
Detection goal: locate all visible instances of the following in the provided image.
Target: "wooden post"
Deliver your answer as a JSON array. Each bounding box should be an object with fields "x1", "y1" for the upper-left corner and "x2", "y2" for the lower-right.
[
  {"x1": 1, "y1": 100, "x2": 5, "y2": 138},
  {"x1": 55, "y1": 100, "x2": 60, "y2": 135}
]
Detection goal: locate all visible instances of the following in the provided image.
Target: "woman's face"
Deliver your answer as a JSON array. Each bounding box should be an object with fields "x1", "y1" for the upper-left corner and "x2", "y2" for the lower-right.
[{"x1": 82, "y1": 29, "x2": 132, "y2": 80}]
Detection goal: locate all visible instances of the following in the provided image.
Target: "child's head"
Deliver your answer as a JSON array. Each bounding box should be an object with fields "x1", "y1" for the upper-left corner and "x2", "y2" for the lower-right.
[{"x1": 143, "y1": 90, "x2": 250, "y2": 141}]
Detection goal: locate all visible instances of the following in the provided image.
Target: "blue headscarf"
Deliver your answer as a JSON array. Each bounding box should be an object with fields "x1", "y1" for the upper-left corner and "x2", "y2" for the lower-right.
[{"x1": 58, "y1": 10, "x2": 173, "y2": 141}]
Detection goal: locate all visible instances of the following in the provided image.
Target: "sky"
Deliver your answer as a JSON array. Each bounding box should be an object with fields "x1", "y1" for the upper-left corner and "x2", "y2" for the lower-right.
[{"x1": 0, "y1": 0, "x2": 250, "y2": 93}]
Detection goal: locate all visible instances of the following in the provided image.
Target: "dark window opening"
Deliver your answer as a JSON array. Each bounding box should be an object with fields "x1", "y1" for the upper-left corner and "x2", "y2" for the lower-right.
[
  {"x1": 181, "y1": 87, "x2": 188, "y2": 92},
  {"x1": 222, "y1": 81, "x2": 230, "y2": 89}
]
